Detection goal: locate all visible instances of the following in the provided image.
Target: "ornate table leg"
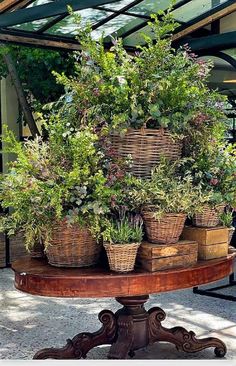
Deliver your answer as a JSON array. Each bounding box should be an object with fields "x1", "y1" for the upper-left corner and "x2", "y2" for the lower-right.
[
  {"x1": 108, "y1": 295, "x2": 149, "y2": 359},
  {"x1": 33, "y1": 295, "x2": 227, "y2": 359},
  {"x1": 148, "y1": 307, "x2": 226, "y2": 358},
  {"x1": 33, "y1": 310, "x2": 117, "y2": 359}
]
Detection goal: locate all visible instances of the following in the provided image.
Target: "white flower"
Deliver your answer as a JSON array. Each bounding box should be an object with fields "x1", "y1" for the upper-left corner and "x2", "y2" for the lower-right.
[{"x1": 117, "y1": 76, "x2": 126, "y2": 85}]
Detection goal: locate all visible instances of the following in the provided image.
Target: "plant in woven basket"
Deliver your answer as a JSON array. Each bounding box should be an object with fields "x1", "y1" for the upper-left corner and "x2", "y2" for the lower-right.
[
  {"x1": 126, "y1": 159, "x2": 208, "y2": 243},
  {"x1": 186, "y1": 142, "x2": 236, "y2": 207},
  {"x1": 102, "y1": 207, "x2": 143, "y2": 273},
  {"x1": 0, "y1": 124, "x2": 111, "y2": 267},
  {"x1": 48, "y1": 8, "x2": 227, "y2": 179},
  {"x1": 182, "y1": 142, "x2": 236, "y2": 227}
]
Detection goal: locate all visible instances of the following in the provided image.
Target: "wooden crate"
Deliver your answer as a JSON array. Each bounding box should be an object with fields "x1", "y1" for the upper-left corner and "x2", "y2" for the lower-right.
[
  {"x1": 181, "y1": 226, "x2": 228, "y2": 260},
  {"x1": 9, "y1": 232, "x2": 28, "y2": 262},
  {"x1": 137, "y1": 240, "x2": 198, "y2": 272},
  {"x1": 0, "y1": 233, "x2": 6, "y2": 267}
]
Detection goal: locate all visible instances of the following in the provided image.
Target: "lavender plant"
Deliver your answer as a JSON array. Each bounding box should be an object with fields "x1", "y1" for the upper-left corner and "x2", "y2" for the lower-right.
[{"x1": 102, "y1": 207, "x2": 143, "y2": 244}]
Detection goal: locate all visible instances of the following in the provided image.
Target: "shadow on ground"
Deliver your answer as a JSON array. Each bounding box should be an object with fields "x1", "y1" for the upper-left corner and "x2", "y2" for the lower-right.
[{"x1": 0, "y1": 267, "x2": 235, "y2": 359}]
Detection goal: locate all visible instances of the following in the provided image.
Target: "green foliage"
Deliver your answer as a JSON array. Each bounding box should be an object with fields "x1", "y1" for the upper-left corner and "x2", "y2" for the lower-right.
[
  {"x1": 125, "y1": 159, "x2": 212, "y2": 219},
  {"x1": 0, "y1": 4, "x2": 233, "y2": 254},
  {"x1": 183, "y1": 143, "x2": 236, "y2": 207},
  {"x1": 102, "y1": 208, "x2": 143, "y2": 244},
  {"x1": 0, "y1": 45, "x2": 76, "y2": 112},
  {"x1": 49, "y1": 9, "x2": 227, "y2": 138},
  {"x1": 219, "y1": 209, "x2": 233, "y2": 228},
  {"x1": 0, "y1": 124, "x2": 111, "y2": 250}
]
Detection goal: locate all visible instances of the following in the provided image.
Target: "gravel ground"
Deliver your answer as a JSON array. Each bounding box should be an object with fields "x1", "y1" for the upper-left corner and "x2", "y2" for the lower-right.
[{"x1": 0, "y1": 267, "x2": 236, "y2": 360}]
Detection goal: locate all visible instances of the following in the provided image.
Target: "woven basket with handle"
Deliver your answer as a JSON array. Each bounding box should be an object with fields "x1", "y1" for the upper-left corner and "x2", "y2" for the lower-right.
[
  {"x1": 193, "y1": 204, "x2": 225, "y2": 228},
  {"x1": 46, "y1": 220, "x2": 101, "y2": 267},
  {"x1": 103, "y1": 242, "x2": 140, "y2": 273},
  {"x1": 142, "y1": 208, "x2": 187, "y2": 244},
  {"x1": 110, "y1": 128, "x2": 182, "y2": 178}
]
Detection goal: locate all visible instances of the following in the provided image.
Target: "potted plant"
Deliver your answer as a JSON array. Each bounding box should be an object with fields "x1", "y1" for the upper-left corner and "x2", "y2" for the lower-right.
[
  {"x1": 102, "y1": 207, "x2": 143, "y2": 273},
  {"x1": 219, "y1": 208, "x2": 235, "y2": 244},
  {"x1": 127, "y1": 159, "x2": 205, "y2": 244},
  {"x1": 0, "y1": 123, "x2": 110, "y2": 267},
  {"x1": 186, "y1": 143, "x2": 236, "y2": 228},
  {"x1": 192, "y1": 197, "x2": 225, "y2": 228},
  {"x1": 49, "y1": 9, "x2": 226, "y2": 179}
]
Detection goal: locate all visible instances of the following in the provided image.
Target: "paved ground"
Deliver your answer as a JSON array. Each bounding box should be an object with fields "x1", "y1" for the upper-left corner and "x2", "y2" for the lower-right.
[{"x1": 0, "y1": 267, "x2": 236, "y2": 360}]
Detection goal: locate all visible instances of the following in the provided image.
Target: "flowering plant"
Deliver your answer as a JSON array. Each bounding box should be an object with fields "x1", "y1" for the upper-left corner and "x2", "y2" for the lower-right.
[
  {"x1": 102, "y1": 206, "x2": 143, "y2": 244},
  {"x1": 184, "y1": 143, "x2": 236, "y2": 207},
  {"x1": 121, "y1": 159, "x2": 212, "y2": 219},
  {"x1": 0, "y1": 123, "x2": 111, "y2": 250},
  {"x1": 49, "y1": 8, "x2": 227, "y2": 138}
]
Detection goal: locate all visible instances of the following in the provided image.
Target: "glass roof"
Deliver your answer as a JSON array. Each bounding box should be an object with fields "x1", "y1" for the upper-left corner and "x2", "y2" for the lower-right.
[
  {"x1": 173, "y1": 0, "x2": 228, "y2": 22},
  {"x1": 0, "y1": 0, "x2": 233, "y2": 50},
  {"x1": 0, "y1": 0, "x2": 236, "y2": 54},
  {"x1": 45, "y1": 9, "x2": 112, "y2": 37}
]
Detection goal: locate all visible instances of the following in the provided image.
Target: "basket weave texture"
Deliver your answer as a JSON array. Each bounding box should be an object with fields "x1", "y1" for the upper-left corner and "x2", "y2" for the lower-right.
[
  {"x1": 142, "y1": 211, "x2": 187, "y2": 244},
  {"x1": 228, "y1": 227, "x2": 235, "y2": 244},
  {"x1": 193, "y1": 205, "x2": 225, "y2": 228},
  {"x1": 103, "y1": 242, "x2": 140, "y2": 273},
  {"x1": 46, "y1": 221, "x2": 101, "y2": 267},
  {"x1": 30, "y1": 241, "x2": 45, "y2": 259},
  {"x1": 110, "y1": 128, "x2": 182, "y2": 178}
]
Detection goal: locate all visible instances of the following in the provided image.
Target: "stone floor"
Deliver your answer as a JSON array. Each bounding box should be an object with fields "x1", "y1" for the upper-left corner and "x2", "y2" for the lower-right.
[{"x1": 0, "y1": 267, "x2": 236, "y2": 360}]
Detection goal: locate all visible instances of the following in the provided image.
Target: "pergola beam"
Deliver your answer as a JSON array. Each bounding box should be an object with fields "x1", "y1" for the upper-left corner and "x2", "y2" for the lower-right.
[
  {"x1": 0, "y1": 0, "x2": 23, "y2": 12},
  {"x1": 7, "y1": 0, "x2": 35, "y2": 11},
  {"x1": 0, "y1": 29, "x2": 138, "y2": 52},
  {"x1": 0, "y1": 0, "x2": 122, "y2": 28},
  {"x1": 207, "y1": 51, "x2": 236, "y2": 69},
  {"x1": 0, "y1": 31, "x2": 82, "y2": 51},
  {"x1": 179, "y1": 31, "x2": 236, "y2": 54},
  {"x1": 172, "y1": 0, "x2": 236, "y2": 41}
]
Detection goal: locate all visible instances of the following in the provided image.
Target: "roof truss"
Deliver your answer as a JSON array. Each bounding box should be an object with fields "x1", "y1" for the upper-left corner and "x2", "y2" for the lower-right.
[{"x1": 0, "y1": 0, "x2": 234, "y2": 54}]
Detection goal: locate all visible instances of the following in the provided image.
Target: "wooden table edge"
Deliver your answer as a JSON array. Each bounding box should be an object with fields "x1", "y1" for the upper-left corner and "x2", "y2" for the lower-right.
[{"x1": 12, "y1": 254, "x2": 235, "y2": 298}]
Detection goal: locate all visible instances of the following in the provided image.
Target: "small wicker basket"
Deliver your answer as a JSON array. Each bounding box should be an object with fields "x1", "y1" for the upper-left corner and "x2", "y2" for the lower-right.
[
  {"x1": 110, "y1": 128, "x2": 182, "y2": 178},
  {"x1": 103, "y1": 242, "x2": 140, "y2": 273},
  {"x1": 193, "y1": 204, "x2": 225, "y2": 228},
  {"x1": 142, "y1": 209, "x2": 187, "y2": 244},
  {"x1": 46, "y1": 221, "x2": 101, "y2": 267}
]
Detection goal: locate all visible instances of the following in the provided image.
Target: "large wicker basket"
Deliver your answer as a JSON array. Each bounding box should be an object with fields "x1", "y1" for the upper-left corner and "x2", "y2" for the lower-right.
[
  {"x1": 103, "y1": 242, "x2": 140, "y2": 273},
  {"x1": 46, "y1": 221, "x2": 101, "y2": 267},
  {"x1": 193, "y1": 204, "x2": 225, "y2": 228},
  {"x1": 110, "y1": 128, "x2": 182, "y2": 178},
  {"x1": 142, "y1": 210, "x2": 187, "y2": 244}
]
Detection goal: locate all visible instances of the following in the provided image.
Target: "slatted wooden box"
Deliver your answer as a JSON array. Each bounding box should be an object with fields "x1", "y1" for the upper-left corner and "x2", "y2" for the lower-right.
[
  {"x1": 181, "y1": 226, "x2": 228, "y2": 260},
  {"x1": 137, "y1": 240, "x2": 198, "y2": 272},
  {"x1": 0, "y1": 233, "x2": 6, "y2": 267},
  {"x1": 9, "y1": 232, "x2": 28, "y2": 262}
]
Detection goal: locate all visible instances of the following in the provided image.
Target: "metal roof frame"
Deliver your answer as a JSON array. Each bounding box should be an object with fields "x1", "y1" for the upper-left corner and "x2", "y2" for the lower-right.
[{"x1": 0, "y1": 0, "x2": 234, "y2": 55}]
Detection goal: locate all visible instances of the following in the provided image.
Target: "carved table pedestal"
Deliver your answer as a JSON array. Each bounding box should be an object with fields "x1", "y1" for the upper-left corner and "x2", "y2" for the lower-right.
[{"x1": 12, "y1": 255, "x2": 235, "y2": 359}]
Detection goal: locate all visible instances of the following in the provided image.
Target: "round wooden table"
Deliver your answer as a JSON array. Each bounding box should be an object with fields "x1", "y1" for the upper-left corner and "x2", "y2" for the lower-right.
[{"x1": 12, "y1": 254, "x2": 235, "y2": 360}]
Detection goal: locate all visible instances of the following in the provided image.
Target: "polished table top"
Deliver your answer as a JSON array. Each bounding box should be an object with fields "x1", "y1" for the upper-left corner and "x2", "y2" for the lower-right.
[{"x1": 12, "y1": 254, "x2": 235, "y2": 298}]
